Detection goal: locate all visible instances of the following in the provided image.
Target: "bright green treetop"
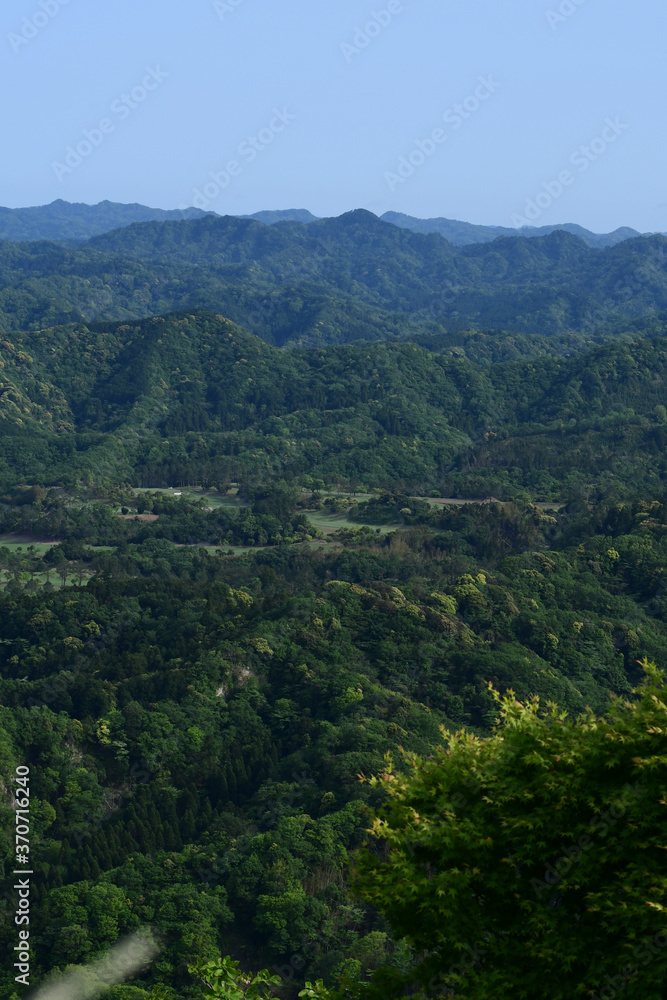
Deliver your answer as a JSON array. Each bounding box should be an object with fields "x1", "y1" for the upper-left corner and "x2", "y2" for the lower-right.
[
  {"x1": 186, "y1": 956, "x2": 331, "y2": 1000},
  {"x1": 353, "y1": 660, "x2": 667, "y2": 999}
]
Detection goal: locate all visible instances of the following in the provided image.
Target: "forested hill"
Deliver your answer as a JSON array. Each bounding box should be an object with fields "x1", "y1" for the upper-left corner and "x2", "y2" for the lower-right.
[
  {"x1": 2, "y1": 205, "x2": 667, "y2": 1000},
  {"x1": 1, "y1": 211, "x2": 667, "y2": 345},
  {"x1": 0, "y1": 308, "x2": 666, "y2": 496},
  {"x1": 240, "y1": 209, "x2": 321, "y2": 225}
]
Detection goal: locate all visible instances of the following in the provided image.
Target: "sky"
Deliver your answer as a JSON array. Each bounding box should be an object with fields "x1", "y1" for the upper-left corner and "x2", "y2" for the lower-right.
[{"x1": 2, "y1": 0, "x2": 666, "y2": 233}]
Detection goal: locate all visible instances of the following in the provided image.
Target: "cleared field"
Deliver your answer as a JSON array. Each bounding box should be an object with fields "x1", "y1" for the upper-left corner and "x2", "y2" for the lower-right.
[
  {"x1": 0, "y1": 537, "x2": 116, "y2": 555},
  {"x1": 0, "y1": 535, "x2": 60, "y2": 553},
  {"x1": 219, "y1": 545, "x2": 266, "y2": 555},
  {"x1": 305, "y1": 510, "x2": 400, "y2": 535}
]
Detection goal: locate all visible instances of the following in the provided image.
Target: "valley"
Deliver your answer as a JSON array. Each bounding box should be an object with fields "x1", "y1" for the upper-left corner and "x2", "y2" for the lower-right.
[{"x1": 0, "y1": 204, "x2": 665, "y2": 999}]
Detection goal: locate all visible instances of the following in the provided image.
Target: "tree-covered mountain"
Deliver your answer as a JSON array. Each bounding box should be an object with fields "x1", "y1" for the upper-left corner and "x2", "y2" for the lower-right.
[
  {"x1": 1, "y1": 211, "x2": 667, "y2": 346},
  {"x1": 81, "y1": 211, "x2": 667, "y2": 339},
  {"x1": 380, "y1": 210, "x2": 646, "y2": 247},
  {"x1": 0, "y1": 309, "x2": 666, "y2": 498},
  {"x1": 0, "y1": 199, "x2": 212, "y2": 243},
  {"x1": 0, "y1": 199, "x2": 648, "y2": 248},
  {"x1": 1, "y1": 204, "x2": 667, "y2": 1000},
  {"x1": 0, "y1": 233, "x2": 422, "y2": 347}
]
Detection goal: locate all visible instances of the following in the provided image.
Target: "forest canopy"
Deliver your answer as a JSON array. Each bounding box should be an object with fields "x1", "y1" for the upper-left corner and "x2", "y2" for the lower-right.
[{"x1": 0, "y1": 212, "x2": 666, "y2": 998}]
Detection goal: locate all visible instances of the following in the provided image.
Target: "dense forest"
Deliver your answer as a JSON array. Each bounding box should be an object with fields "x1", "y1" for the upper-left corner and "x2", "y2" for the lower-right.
[
  {"x1": 0, "y1": 309, "x2": 667, "y2": 496},
  {"x1": 0, "y1": 209, "x2": 666, "y2": 998},
  {"x1": 2, "y1": 493, "x2": 667, "y2": 998},
  {"x1": 2, "y1": 210, "x2": 667, "y2": 347}
]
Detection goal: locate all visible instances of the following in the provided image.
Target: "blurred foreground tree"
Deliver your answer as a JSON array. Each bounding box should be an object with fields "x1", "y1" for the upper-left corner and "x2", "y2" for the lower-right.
[{"x1": 352, "y1": 660, "x2": 667, "y2": 999}]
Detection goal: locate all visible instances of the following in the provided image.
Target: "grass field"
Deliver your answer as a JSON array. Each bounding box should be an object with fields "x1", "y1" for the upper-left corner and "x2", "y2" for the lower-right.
[
  {"x1": 0, "y1": 535, "x2": 59, "y2": 553},
  {"x1": 304, "y1": 510, "x2": 400, "y2": 535}
]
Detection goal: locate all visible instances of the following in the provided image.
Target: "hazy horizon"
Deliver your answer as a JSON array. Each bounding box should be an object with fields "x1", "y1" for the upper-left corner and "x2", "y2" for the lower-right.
[
  {"x1": 3, "y1": 0, "x2": 666, "y2": 232},
  {"x1": 2, "y1": 197, "x2": 664, "y2": 238}
]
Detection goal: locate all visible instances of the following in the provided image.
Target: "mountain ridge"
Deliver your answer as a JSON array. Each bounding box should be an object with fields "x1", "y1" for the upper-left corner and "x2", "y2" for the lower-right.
[
  {"x1": 379, "y1": 210, "x2": 649, "y2": 248},
  {"x1": 0, "y1": 199, "x2": 660, "y2": 248},
  {"x1": 0, "y1": 199, "x2": 213, "y2": 243},
  {"x1": 1, "y1": 210, "x2": 667, "y2": 348}
]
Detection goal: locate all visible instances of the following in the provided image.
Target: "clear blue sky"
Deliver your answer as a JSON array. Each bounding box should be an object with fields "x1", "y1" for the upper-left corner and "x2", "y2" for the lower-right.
[{"x1": 3, "y1": 0, "x2": 666, "y2": 232}]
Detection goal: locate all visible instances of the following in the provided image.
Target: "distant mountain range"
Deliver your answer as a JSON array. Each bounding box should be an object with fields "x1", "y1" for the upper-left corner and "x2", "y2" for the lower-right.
[
  {"x1": 379, "y1": 212, "x2": 647, "y2": 249},
  {"x1": 0, "y1": 200, "x2": 659, "y2": 247},
  {"x1": 1, "y1": 207, "x2": 667, "y2": 350},
  {"x1": 239, "y1": 209, "x2": 321, "y2": 226},
  {"x1": 0, "y1": 199, "x2": 212, "y2": 242}
]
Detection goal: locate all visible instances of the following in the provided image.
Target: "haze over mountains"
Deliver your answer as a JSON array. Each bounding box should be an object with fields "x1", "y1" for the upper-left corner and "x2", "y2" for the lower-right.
[
  {"x1": 0, "y1": 199, "x2": 658, "y2": 247},
  {"x1": 0, "y1": 199, "x2": 212, "y2": 242},
  {"x1": 0, "y1": 202, "x2": 666, "y2": 492},
  {"x1": 380, "y1": 211, "x2": 646, "y2": 248},
  {"x1": 1, "y1": 206, "x2": 666, "y2": 351}
]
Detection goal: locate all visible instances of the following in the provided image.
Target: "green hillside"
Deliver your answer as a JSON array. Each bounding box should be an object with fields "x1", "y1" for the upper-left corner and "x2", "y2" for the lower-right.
[
  {"x1": 0, "y1": 309, "x2": 664, "y2": 500},
  {"x1": 1, "y1": 490, "x2": 667, "y2": 997},
  {"x1": 0, "y1": 218, "x2": 666, "y2": 999},
  {"x1": 1, "y1": 213, "x2": 667, "y2": 347}
]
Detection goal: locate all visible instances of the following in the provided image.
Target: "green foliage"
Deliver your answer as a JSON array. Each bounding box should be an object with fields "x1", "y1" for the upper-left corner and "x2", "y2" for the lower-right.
[
  {"x1": 1, "y1": 491, "x2": 667, "y2": 995},
  {"x1": 354, "y1": 661, "x2": 667, "y2": 999},
  {"x1": 3, "y1": 212, "x2": 666, "y2": 348},
  {"x1": 1, "y1": 213, "x2": 667, "y2": 997},
  {"x1": 298, "y1": 979, "x2": 334, "y2": 999},
  {"x1": 1, "y1": 309, "x2": 667, "y2": 496},
  {"x1": 189, "y1": 956, "x2": 282, "y2": 998}
]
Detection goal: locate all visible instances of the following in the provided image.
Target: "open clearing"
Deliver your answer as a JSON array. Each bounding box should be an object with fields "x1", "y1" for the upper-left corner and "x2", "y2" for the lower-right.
[
  {"x1": 0, "y1": 534, "x2": 60, "y2": 553},
  {"x1": 305, "y1": 510, "x2": 400, "y2": 535}
]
